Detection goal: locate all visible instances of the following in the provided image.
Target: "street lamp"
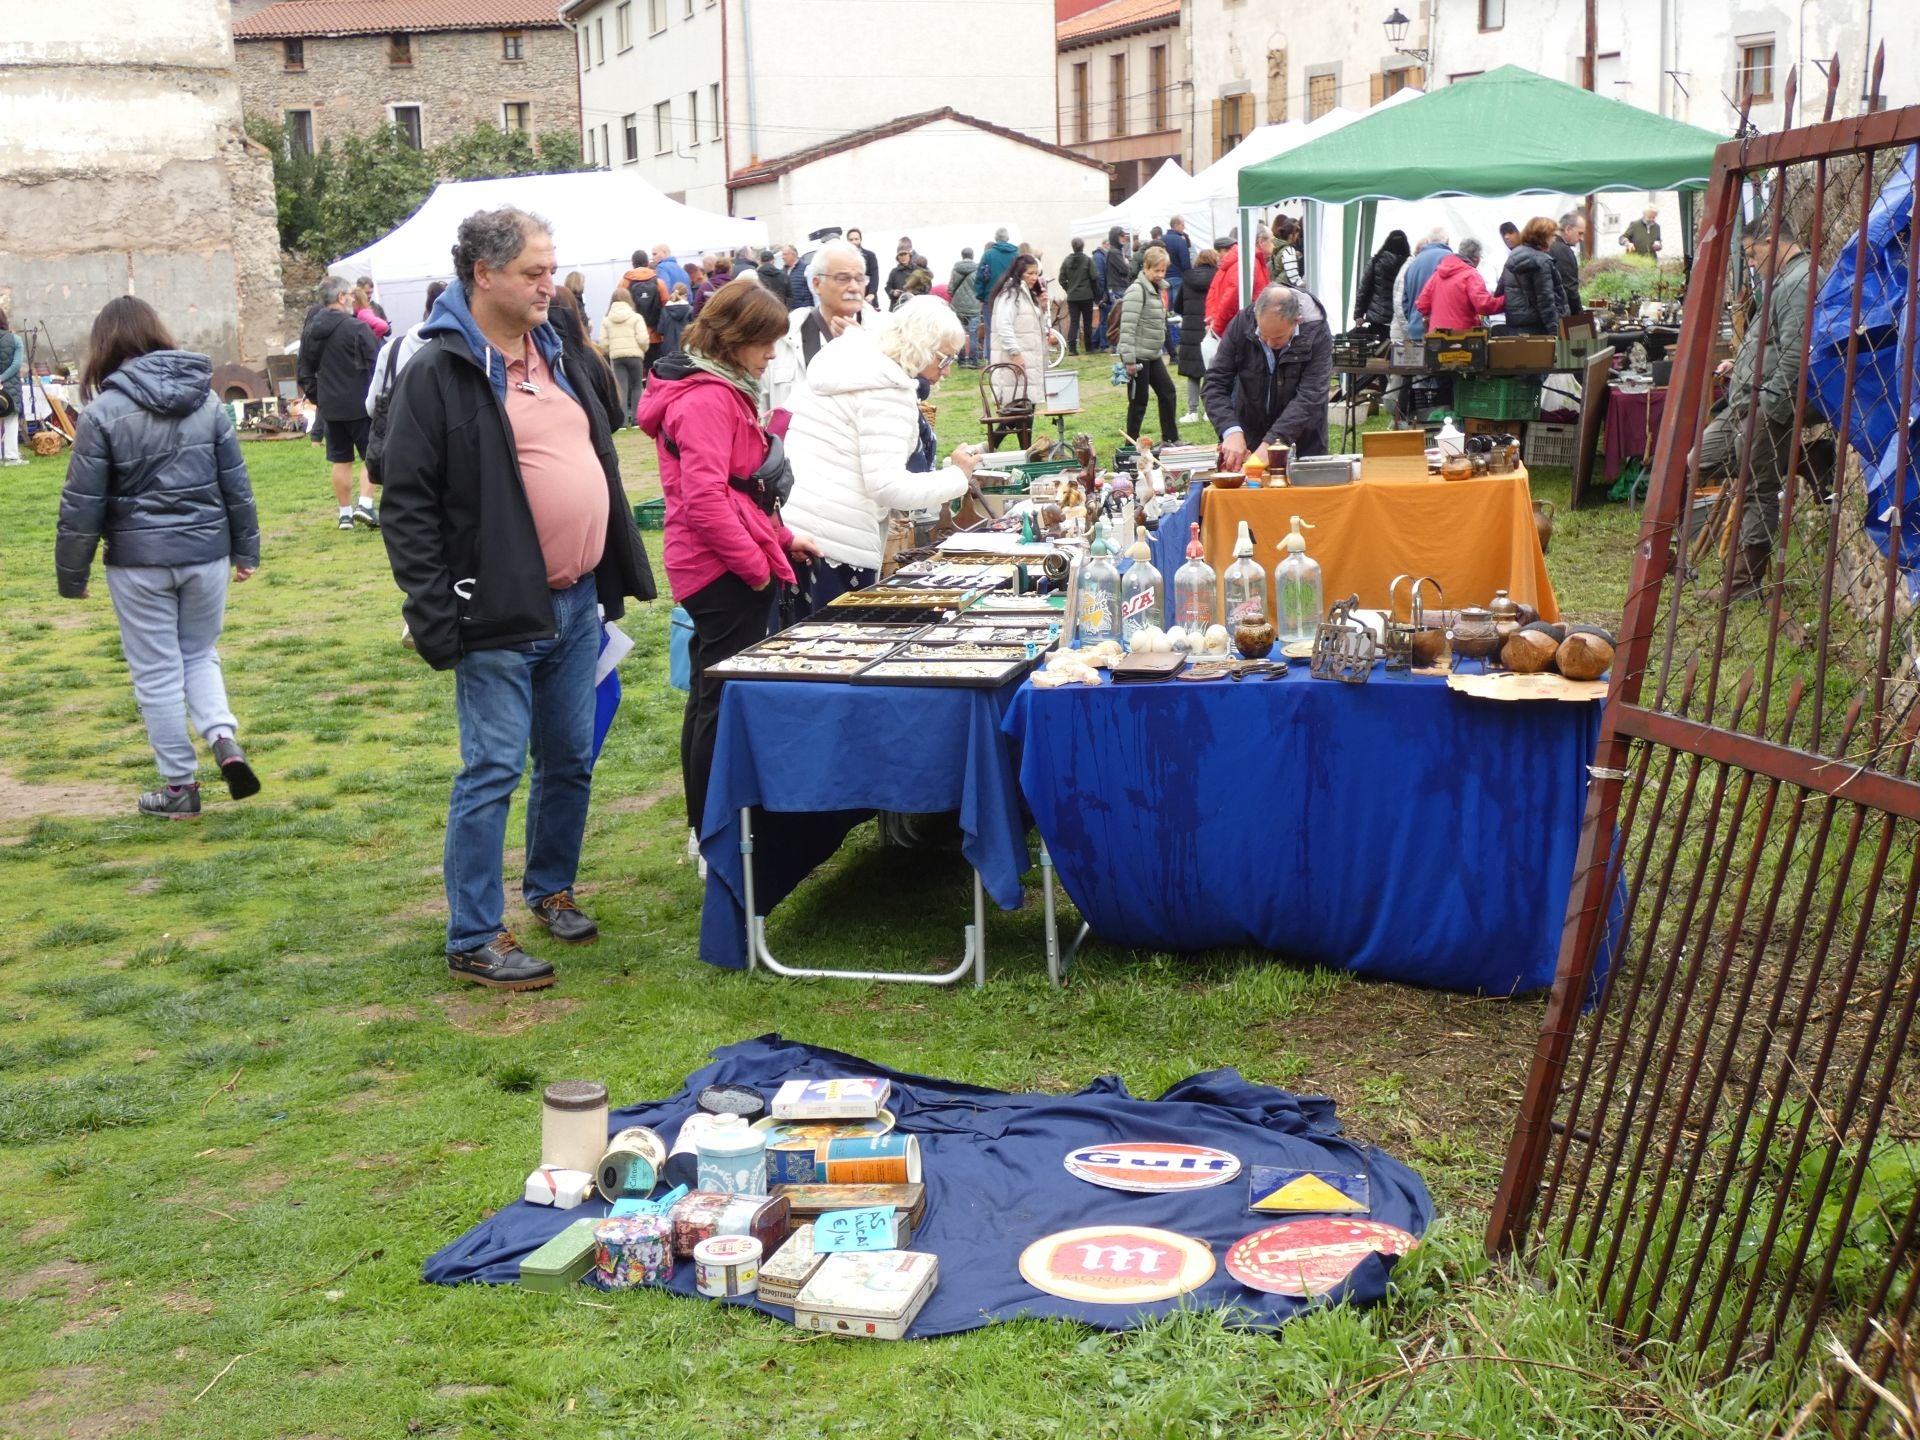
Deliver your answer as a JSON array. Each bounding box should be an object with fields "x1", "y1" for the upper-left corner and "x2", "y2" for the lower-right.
[{"x1": 1383, "y1": 8, "x2": 1430, "y2": 64}]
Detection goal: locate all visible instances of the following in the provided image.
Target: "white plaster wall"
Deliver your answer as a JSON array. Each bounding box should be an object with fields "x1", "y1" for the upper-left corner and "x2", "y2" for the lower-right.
[
  {"x1": 0, "y1": 0, "x2": 232, "y2": 69},
  {"x1": 1057, "y1": 25, "x2": 1190, "y2": 154},
  {"x1": 573, "y1": 0, "x2": 729, "y2": 211},
  {"x1": 730, "y1": 118, "x2": 1109, "y2": 277}
]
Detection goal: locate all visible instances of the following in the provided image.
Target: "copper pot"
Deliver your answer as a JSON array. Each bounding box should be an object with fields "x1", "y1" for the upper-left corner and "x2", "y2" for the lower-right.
[
  {"x1": 1533, "y1": 499, "x2": 1556, "y2": 555},
  {"x1": 1488, "y1": 589, "x2": 1524, "y2": 645},
  {"x1": 1451, "y1": 606, "x2": 1499, "y2": 659}
]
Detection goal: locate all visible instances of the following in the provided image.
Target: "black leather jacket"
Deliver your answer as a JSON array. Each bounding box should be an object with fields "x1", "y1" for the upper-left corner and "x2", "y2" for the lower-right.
[{"x1": 56, "y1": 350, "x2": 259, "y2": 596}]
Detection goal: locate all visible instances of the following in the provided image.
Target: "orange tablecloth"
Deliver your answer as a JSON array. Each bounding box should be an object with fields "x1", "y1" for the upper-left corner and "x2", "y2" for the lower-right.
[{"x1": 1197, "y1": 466, "x2": 1560, "y2": 622}]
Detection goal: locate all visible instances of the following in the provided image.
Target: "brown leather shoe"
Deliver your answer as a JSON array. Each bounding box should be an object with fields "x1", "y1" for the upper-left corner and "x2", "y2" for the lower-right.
[
  {"x1": 447, "y1": 932, "x2": 555, "y2": 991},
  {"x1": 529, "y1": 890, "x2": 599, "y2": 944}
]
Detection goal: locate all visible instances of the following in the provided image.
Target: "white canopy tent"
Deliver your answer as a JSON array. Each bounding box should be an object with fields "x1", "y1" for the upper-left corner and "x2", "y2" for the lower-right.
[
  {"x1": 331, "y1": 170, "x2": 768, "y2": 336},
  {"x1": 1067, "y1": 159, "x2": 1194, "y2": 244}
]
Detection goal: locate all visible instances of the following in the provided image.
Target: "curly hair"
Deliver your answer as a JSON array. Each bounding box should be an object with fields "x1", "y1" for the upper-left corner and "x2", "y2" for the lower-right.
[{"x1": 451, "y1": 207, "x2": 551, "y2": 292}]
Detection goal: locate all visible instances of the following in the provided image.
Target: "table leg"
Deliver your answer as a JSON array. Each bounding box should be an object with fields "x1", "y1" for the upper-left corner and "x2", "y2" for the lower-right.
[
  {"x1": 738, "y1": 806, "x2": 985, "y2": 986},
  {"x1": 1038, "y1": 840, "x2": 1088, "y2": 988}
]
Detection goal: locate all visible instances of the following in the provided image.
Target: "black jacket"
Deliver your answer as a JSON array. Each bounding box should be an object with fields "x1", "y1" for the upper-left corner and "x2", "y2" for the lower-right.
[
  {"x1": 1058, "y1": 251, "x2": 1097, "y2": 303},
  {"x1": 378, "y1": 289, "x2": 655, "y2": 671},
  {"x1": 856, "y1": 245, "x2": 881, "y2": 301},
  {"x1": 1176, "y1": 263, "x2": 1216, "y2": 378},
  {"x1": 1499, "y1": 246, "x2": 1570, "y2": 335},
  {"x1": 548, "y1": 300, "x2": 626, "y2": 431},
  {"x1": 56, "y1": 350, "x2": 260, "y2": 596},
  {"x1": 298, "y1": 305, "x2": 379, "y2": 422},
  {"x1": 1354, "y1": 249, "x2": 1406, "y2": 328},
  {"x1": 1549, "y1": 237, "x2": 1583, "y2": 311},
  {"x1": 1105, "y1": 241, "x2": 1133, "y2": 300},
  {"x1": 1201, "y1": 295, "x2": 1334, "y2": 458}
]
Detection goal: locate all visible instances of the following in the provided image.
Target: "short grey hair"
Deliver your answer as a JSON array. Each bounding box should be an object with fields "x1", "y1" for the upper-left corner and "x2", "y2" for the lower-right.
[
  {"x1": 1457, "y1": 238, "x2": 1484, "y2": 265},
  {"x1": 994, "y1": 227, "x2": 1010, "y2": 242},
  {"x1": 318, "y1": 275, "x2": 352, "y2": 307},
  {"x1": 1424, "y1": 225, "x2": 1450, "y2": 247},
  {"x1": 877, "y1": 295, "x2": 966, "y2": 375},
  {"x1": 452, "y1": 207, "x2": 551, "y2": 292},
  {"x1": 1253, "y1": 285, "x2": 1304, "y2": 321},
  {"x1": 1559, "y1": 211, "x2": 1582, "y2": 229},
  {"x1": 807, "y1": 241, "x2": 864, "y2": 287}
]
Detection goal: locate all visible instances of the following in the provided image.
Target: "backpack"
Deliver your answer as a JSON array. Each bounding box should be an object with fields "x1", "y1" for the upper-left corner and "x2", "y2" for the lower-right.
[
  {"x1": 364, "y1": 337, "x2": 405, "y2": 486},
  {"x1": 628, "y1": 277, "x2": 664, "y2": 330}
]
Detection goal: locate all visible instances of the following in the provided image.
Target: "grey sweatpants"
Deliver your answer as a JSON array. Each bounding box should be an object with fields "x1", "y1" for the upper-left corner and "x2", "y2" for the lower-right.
[
  {"x1": 1699, "y1": 409, "x2": 1792, "y2": 549},
  {"x1": 104, "y1": 559, "x2": 238, "y2": 784}
]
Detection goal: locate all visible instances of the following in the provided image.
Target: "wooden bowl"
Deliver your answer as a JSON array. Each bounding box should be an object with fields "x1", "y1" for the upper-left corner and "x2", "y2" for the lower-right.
[{"x1": 1205, "y1": 469, "x2": 1246, "y2": 490}]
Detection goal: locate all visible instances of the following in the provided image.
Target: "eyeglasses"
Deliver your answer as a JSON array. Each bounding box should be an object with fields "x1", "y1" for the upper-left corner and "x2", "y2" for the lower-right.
[
  {"x1": 820, "y1": 271, "x2": 866, "y2": 286},
  {"x1": 935, "y1": 352, "x2": 958, "y2": 371}
]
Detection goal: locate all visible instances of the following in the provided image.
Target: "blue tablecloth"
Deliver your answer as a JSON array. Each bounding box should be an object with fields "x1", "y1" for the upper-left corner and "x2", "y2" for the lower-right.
[
  {"x1": 1004, "y1": 665, "x2": 1608, "y2": 994},
  {"x1": 1149, "y1": 484, "x2": 1206, "y2": 587},
  {"x1": 698, "y1": 678, "x2": 1031, "y2": 968}
]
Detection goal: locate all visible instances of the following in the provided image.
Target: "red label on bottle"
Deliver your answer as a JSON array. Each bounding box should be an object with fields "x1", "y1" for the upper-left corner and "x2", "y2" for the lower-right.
[{"x1": 1121, "y1": 588, "x2": 1156, "y2": 619}]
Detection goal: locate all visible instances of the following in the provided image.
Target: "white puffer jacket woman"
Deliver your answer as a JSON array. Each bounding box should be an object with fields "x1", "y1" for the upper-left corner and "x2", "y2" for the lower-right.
[
  {"x1": 782, "y1": 298, "x2": 978, "y2": 574},
  {"x1": 987, "y1": 254, "x2": 1048, "y2": 408}
]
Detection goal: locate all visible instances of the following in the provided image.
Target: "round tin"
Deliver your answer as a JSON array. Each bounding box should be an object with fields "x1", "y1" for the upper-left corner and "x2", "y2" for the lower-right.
[
  {"x1": 817, "y1": 1134, "x2": 921, "y2": 1185},
  {"x1": 1225, "y1": 1218, "x2": 1418, "y2": 1297},
  {"x1": 697, "y1": 1083, "x2": 768, "y2": 1123},
  {"x1": 693, "y1": 1235, "x2": 762, "y2": 1297},
  {"x1": 592, "y1": 1215, "x2": 673, "y2": 1290},
  {"x1": 540, "y1": 1080, "x2": 609, "y2": 1176},
  {"x1": 696, "y1": 1114, "x2": 769, "y2": 1196},
  {"x1": 596, "y1": 1126, "x2": 667, "y2": 1198}
]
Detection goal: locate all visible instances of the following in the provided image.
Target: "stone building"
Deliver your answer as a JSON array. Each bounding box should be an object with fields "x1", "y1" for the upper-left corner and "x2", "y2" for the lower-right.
[
  {"x1": 1055, "y1": 0, "x2": 1188, "y2": 204},
  {"x1": 233, "y1": 0, "x2": 579, "y2": 155},
  {"x1": 0, "y1": 0, "x2": 284, "y2": 373}
]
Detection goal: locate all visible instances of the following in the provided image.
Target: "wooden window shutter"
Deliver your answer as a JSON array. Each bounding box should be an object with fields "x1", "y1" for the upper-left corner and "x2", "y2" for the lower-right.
[
  {"x1": 1370, "y1": 72, "x2": 1385, "y2": 105},
  {"x1": 1211, "y1": 98, "x2": 1224, "y2": 159},
  {"x1": 1267, "y1": 48, "x2": 1288, "y2": 122},
  {"x1": 1409, "y1": 65, "x2": 1427, "y2": 89}
]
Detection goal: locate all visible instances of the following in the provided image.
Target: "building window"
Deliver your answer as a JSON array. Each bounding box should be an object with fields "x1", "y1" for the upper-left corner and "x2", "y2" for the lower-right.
[
  {"x1": 1150, "y1": 45, "x2": 1168, "y2": 130},
  {"x1": 684, "y1": 0, "x2": 694, "y2": 16},
  {"x1": 616, "y1": 2, "x2": 632, "y2": 49},
  {"x1": 600, "y1": 123, "x2": 610, "y2": 168},
  {"x1": 623, "y1": 112, "x2": 639, "y2": 161},
  {"x1": 388, "y1": 33, "x2": 412, "y2": 66},
  {"x1": 654, "y1": 100, "x2": 672, "y2": 154},
  {"x1": 1110, "y1": 53, "x2": 1128, "y2": 136},
  {"x1": 284, "y1": 109, "x2": 314, "y2": 157},
  {"x1": 1217, "y1": 92, "x2": 1251, "y2": 154},
  {"x1": 1307, "y1": 69, "x2": 1337, "y2": 119},
  {"x1": 596, "y1": 17, "x2": 605, "y2": 61},
  {"x1": 390, "y1": 104, "x2": 423, "y2": 148},
  {"x1": 1073, "y1": 62, "x2": 1089, "y2": 143},
  {"x1": 709, "y1": 82, "x2": 721, "y2": 138},
  {"x1": 283, "y1": 38, "x2": 305, "y2": 71},
  {"x1": 1479, "y1": 0, "x2": 1504, "y2": 30},
  {"x1": 1737, "y1": 37, "x2": 1774, "y2": 103},
  {"x1": 687, "y1": 89, "x2": 699, "y2": 144},
  {"x1": 649, "y1": 0, "x2": 666, "y2": 34},
  {"x1": 581, "y1": 29, "x2": 590, "y2": 70},
  {"x1": 502, "y1": 102, "x2": 530, "y2": 132},
  {"x1": 1381, "y1": 67, "x2": 1410, "y2": 98},
  {"x1": 502, "y1": 30, "x2": 524, "y2": 60},
  {"x1": 586, "y1": 126, "x2": 595, "y2": 164}
]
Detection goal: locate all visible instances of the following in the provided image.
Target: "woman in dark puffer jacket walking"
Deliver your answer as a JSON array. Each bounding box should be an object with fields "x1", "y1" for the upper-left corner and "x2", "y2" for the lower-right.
[
  {"x1": 55, "y1": 297, "x2": 262, "y2": 820},
  {"x1": 1352, "y1": 230, "x2": 1411, "y2": 332}
]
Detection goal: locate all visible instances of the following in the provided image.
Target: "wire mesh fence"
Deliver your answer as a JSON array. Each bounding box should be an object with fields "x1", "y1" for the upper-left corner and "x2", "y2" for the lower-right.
[{"x1": 1489, "y1": 68, "x2": 1920, "y2": 1430}]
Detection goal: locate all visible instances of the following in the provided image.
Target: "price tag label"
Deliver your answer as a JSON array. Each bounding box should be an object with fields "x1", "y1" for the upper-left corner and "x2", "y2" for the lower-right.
[{"x1": 813, "y1": 1206, "x2": 895, "y2": 1253}]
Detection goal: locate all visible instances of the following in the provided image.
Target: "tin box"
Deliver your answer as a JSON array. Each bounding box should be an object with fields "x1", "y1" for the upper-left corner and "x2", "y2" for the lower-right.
[
  {"x1": 817, "y1": 1135, "x2": 921, "y2": 1185},
  {"x1": 592, "y1": 1215, "x2": 674, "y2": 1289},
  {"x1": 757, "y1": 1215, "x2": 915, "y2": 1306},
  {"x1": 764, "y1": 1139, "x2": 821, "y2": 1187},
  {"x1": 518, "y1": 1218, "x2": 601, "y2": 1294},
  {"x1": 693, "y1": 1235, "x2": 762, "y2": 1297},
  {"x1": 668, "y1": 1190, "x2": 792, "y2": 1257},
  {"x1": 773, "y1": 1182, "x2": 925, "y2": 1227},
  {"x1": 791, "y1": 1250, "x2": 939, "y2": 1340}
]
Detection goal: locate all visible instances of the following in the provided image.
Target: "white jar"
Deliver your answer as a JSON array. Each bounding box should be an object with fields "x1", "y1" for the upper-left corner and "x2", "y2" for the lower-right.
[
  {"x1": 540, "y1": 1080, "x2": 608, "y2": 1176},
  {"x1": 695, "y1": 1113, "x2": 769, "y2": 1196}
]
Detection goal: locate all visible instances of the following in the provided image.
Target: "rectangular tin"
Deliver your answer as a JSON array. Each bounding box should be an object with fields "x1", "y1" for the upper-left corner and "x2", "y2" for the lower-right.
[
  {"x1": 791, "y1": 1250, "x2": 938, "y2": 1340},
  {"x1": 668, "y1": 1190, "x2": 792, "y2": 1257},
  {"x1": 765, "y1": 1139, "x2": 821, "y2": 1187},
  {"x1": 772, "y1": 1182, "x2": 924, "y2": 1226},
  {"x1": 517, "y1": 1218, "x2": 601, "y2": 1294}
]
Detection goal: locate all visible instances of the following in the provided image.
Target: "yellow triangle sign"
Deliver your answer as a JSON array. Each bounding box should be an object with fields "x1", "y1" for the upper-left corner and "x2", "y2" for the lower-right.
[{"x1": 1253, "y1": 1174, "x2": 1369, "y2": 1213}]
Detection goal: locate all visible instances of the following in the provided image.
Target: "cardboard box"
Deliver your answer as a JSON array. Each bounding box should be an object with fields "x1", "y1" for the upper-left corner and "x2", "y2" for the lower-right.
[{"x1": 1488, "y1": 336, "x2": 1558, "y2": 371}]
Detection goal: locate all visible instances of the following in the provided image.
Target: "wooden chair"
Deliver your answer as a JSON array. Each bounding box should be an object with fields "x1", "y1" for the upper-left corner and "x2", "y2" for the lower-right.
[{"x1": 978, "y1": 362, "x2": 1034, "y2": 452}]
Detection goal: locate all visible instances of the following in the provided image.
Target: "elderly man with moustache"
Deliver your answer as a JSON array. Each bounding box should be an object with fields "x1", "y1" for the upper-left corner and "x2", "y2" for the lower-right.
[
  {"x1": 1202, "y1": 283, "x2": 1334, "y2": 469},
  {"x1": 380, "y1": 206, "x2": 654, "y2": 992},
  {"x1": 763, "y1": 240, "x2": 879, "y2": 420}
]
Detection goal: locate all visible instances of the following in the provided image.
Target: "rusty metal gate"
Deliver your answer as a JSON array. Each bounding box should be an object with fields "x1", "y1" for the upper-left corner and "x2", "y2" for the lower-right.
[{"x1": 1490, "y1": 67, "x2": 1920, "y2": 1427}]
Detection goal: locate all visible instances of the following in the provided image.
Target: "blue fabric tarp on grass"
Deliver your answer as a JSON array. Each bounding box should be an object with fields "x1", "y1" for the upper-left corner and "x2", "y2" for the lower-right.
[{"x1": 422, "y1": 1036, "x2": 1434, "y2": 1336}]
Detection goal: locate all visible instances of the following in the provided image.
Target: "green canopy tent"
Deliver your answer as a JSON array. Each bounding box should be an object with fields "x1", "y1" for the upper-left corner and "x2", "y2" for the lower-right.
[{"x1": 1233, "y1": 65, "x2": 1725, "y2": 323}]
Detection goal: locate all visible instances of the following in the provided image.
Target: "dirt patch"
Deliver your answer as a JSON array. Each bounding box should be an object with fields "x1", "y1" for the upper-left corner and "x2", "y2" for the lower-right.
[
  {"x1": 127, "y1": 876, "x2": 163, "y2": 896},
  {"x1": 160, "y1": 1291, "x2": 215, "y2": 1315},
  {"x1": 601, "y1": 778, "x2": 680, "y2": 815},
  {"x1": 433, "y1": 992, "x2": 582, "y2": 1035},
  {"x1": 4, "y1": 1259, "x2": 104, "y2": 1304},
  {"x1": 67, "y1": 1397, "x2": 175, "y2": 1440},
  {"x1": 344, "y1": 1004, "x2": 419, "y2": 1024},
  {"x1": 380, "y1": 897, "x2": 446, "y2": 925},
  {"x1": 54, "y1": 1306, "x2": 122, "y2": 1339},
  {"x1": 1269, "y1": 981, "x2": 1547, "y2": 1210},
  {"x1": 434, "y1": 1384, "x2": 498, "y2": 1400},
  {"x1": 0, "y1": 775, "x2": 126, "y2": 832},
  {"x1": 20, "y1": 1215, "x2": 71, "y2": 1242}
]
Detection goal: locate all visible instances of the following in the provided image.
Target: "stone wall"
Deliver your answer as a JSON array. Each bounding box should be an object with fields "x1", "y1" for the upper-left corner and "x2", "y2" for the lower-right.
[
  {"x1": 234, "y1": 26, "x2": 579, "y2": 150},
  {"x1": 0, "y1": 0, "x2": 285, "y2": 371}
]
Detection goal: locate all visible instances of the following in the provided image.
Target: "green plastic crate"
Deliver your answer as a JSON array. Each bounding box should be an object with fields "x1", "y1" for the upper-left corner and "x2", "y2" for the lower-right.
[
  {"x1": 1453, "y1": 374, "x2": 1542, "y2": 422},
  {"x1": 633, "y1": 498, "x2": 666, "y2": 530}
]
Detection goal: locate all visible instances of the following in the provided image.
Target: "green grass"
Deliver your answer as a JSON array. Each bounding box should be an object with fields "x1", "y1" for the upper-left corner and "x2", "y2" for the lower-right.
[{"x1": 0, "y1": 361, "x2": 1786, "y2": 1438}]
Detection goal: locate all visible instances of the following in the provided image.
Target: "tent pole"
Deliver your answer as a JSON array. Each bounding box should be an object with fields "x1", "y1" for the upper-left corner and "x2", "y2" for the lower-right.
[{"x1": 1238, "y1": 207, "x2": 1255, "y2": 302}]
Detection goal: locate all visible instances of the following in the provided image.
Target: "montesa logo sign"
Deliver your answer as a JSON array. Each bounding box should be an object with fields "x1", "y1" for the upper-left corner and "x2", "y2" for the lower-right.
[
  {"x1": 1063, "y1": 1142, "x2": 1242, "y2": 1192},
  {"x1": 1051, "y1": 1235, "x2": 1181, "y2": 1282},
  {"x1": 1018, "y1": 1225, "x2": 1217, "y2": 1304}
]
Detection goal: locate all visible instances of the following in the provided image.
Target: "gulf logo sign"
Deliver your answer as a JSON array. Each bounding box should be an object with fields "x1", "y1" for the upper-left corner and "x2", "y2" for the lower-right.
[{"x1": 1063, "y1": 1142, "x2": 1242, "y2": 1193}]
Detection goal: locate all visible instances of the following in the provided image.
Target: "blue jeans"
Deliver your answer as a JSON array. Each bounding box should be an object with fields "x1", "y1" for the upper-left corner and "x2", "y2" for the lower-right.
[
  {"x1": 445, "y1": 574, "x2": 600, "y2": 953},
  {"x1": 969, "y1": 311, "x2": 987, "y2": 364}
]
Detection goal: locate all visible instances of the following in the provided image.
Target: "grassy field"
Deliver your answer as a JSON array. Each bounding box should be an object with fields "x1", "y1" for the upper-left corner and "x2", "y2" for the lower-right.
[{"x1": 0, "y1": 353, "x2": 1791, "y2": 1440}]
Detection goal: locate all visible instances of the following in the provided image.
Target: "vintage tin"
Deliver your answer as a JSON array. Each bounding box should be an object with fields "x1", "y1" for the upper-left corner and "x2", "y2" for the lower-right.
[
  {"x1": 816, "y1": 1134, "x2": 921, "y2": 1185},
  {"x1": 591, "y1": 1215, "x2": 674, "y2": 1290},
  {"x1": 540, "y1": 1080, "x2": 609, "y2": 1175},
  {"x1": 596, "y1": 1126, "x2": 667, "y2": 1199},
  {"x1": 518, "y1": 1217, "x2": 601, "y2": 1294},
  {"x1": 756, "y1": 1223, "x2": 826, "y2": 1304},
  {"x1": 692, "y1": 1235, "x2": 762, "y2": 1297},
  {"x1": 791, "y1": 1250, "x2": 938, "y2": 1340},
  {"x1": 764, "y1": 1139, "x2": 821, "y2": 1187},
  {"x1": 696, "y1": 1083, "x2": 768, "y2": 1123},
  {"x1": 772, "y1": 1182, "x2": 925, "y2": 1228},
  {"x1": 695, "y1": 1114, "x2": 768, "y2": 1196},
  {"x1": 663, "y1": 1112, "x2": 722, "y2": 1189},
  {"x1": 668, "y1": 1190, "x2": 792, "y2": 1257}
]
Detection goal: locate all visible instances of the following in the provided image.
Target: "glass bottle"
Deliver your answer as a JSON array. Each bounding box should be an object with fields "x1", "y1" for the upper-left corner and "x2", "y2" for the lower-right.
[
  {"x1": 1221, "y1": 519, "x2": 1268, "y2": 628},
  {"x1": 1120, "y1": 527, "x2": 1165, "y2": 646},
  {"x1": 1272, "y1": 515, "x2": 1324, "y2": 645},
  {"x1": 1173, "y1": 521, "x2": 1218, "y2": 633},
  {"x1": 1075, "y1": 537, "x2": 1121, "y2": 647}
]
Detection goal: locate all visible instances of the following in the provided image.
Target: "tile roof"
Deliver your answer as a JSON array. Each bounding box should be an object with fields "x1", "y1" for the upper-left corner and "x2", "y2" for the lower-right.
[
  {"x1": 1056, "y1": 0, "x2": 1178, "y2": 46},
  {"x1": 233, "y1": 0, "x2": 565, "y2": 39},
  {"x1": 729, "y1": 108, "x2": 1108, "y2": 188}
]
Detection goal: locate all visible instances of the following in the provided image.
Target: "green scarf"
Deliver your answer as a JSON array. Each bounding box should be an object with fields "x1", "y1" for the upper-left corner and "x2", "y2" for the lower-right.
[{"x1": 685, "y1": 346, "x2": 762, "y2": 408}]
